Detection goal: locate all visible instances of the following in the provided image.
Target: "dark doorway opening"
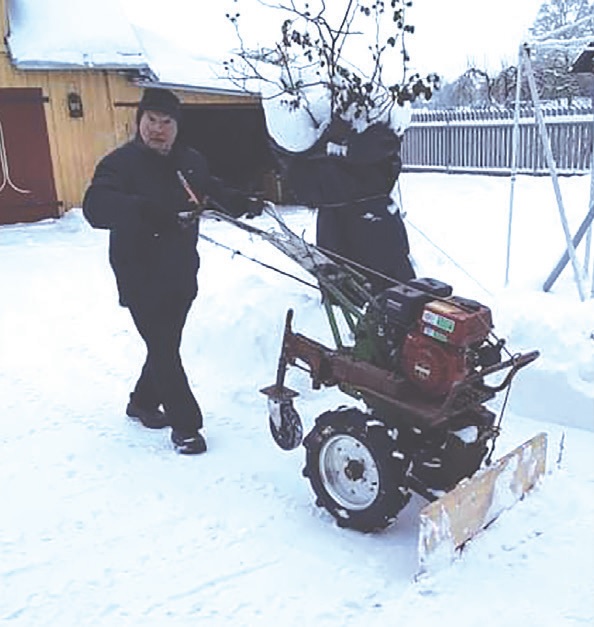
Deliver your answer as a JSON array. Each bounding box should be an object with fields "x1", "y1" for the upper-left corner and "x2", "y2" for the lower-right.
[{"x1": 181, "y1": 105, "x2": 276, "y2": 196}]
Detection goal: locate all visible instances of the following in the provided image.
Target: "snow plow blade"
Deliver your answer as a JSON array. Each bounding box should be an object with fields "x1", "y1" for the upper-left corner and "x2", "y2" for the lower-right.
[{"x1": 418, "y1": 432, "x2": 547, "y2": 573}]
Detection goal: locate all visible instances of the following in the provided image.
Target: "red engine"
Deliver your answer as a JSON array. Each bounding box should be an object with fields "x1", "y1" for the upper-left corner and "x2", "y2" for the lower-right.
[{"x1": 400, "y1": 297, "x2": 493, "y2": 397}]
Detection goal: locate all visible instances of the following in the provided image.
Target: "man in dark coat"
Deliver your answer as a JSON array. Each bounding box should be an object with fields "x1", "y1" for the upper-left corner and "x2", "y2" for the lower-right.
[{"x1": 83, "y1": 88, "x2": 262, "y2": 454}]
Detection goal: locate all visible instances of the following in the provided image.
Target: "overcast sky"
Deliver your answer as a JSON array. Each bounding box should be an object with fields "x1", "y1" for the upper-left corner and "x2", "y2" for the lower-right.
[
  {"x1": 406, "y1": 0, "x2": 544, "y2": 78},
  {"x1": 122, "y1": 0, "x2": 544, "y2": 81}
]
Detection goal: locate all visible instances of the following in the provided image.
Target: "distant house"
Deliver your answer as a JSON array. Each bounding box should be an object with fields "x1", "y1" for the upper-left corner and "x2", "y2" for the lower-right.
[
  {"x1": 0, "y1": 0, "x2": 273, "y2": 225},
  {"x1": 571, "y1": 42, "x2": 594, "y2": 74}
]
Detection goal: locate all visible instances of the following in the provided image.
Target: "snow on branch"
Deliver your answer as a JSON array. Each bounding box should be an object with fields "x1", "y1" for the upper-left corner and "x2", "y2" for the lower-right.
[{"x1": 222, "y1": 0, "x2": 438, "y2": 150}]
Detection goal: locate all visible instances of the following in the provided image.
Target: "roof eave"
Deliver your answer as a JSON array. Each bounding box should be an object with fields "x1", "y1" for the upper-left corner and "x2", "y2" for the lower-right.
[
  {"x1": 10, "y1": 59, "x2": 150, "y2": 71},
  {"x1": 134, "y1": 78, "x2": 261, "y2": 99}
]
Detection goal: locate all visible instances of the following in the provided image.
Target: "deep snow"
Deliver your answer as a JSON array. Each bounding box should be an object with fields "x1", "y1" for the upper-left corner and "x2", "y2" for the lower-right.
[{"x1": 1, "y1": 172, "x2": 593, "y2": 626}]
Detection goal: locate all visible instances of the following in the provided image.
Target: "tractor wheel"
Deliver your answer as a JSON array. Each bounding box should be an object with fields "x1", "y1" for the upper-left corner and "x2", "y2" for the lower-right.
[{"x1": 302, "y1": 407, "x2": 411, "y2": 532}]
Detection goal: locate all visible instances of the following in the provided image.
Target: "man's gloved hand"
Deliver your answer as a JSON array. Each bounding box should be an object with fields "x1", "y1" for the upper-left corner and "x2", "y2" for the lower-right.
[{"x1": 177, "y1": 200, "x2": 202, "y2": 228}]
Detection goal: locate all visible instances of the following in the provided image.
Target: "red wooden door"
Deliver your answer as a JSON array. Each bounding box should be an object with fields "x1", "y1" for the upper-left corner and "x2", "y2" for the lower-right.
[{"x1": 0, "y1": 88, "x2": 59, "y2": 224}]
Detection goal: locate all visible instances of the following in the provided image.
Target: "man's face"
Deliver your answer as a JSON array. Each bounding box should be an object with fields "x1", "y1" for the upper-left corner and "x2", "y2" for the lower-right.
[{"x1": 139, "y1": 110, "x2": 178, "y2": 155}]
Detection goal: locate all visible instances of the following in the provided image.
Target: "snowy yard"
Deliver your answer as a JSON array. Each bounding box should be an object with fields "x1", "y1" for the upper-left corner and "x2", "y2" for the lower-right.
[{"x1": 1, "y1": 172, "x2": 593, "y2": 625}]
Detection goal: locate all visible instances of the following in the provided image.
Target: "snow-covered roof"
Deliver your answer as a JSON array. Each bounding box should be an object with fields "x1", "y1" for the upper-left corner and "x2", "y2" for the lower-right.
[
  {"x1": 133, "y1": 27, "x2": 250, "y2": 96},
  {"x1": 4, "y1": 0, "x2": 247, "y2": 96},
  {"x1": 6, "y1": 0, "x2": 147, "y2": 70}
]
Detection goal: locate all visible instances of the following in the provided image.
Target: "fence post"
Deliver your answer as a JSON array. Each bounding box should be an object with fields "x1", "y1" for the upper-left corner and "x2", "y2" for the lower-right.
[{"x1": 446, "y1": 116, "x2": 452, "y2": 173}]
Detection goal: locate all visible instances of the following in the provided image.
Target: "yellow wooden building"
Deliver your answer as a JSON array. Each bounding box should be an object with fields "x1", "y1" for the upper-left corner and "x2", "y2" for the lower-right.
[{"x1": 0, "y1": 0, "x2": 269, "y2": 225}]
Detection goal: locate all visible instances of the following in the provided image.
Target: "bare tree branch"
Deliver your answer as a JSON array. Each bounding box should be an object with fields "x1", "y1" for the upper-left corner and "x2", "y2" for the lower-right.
[{"x1": 224, "y1": 0, "x2": 438, "y2": 126}]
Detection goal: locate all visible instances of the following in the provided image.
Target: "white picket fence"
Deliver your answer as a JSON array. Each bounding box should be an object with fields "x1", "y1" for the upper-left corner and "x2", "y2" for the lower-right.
[{"x1": 401, "y1": 103, "x2": 594, "y2": 175}]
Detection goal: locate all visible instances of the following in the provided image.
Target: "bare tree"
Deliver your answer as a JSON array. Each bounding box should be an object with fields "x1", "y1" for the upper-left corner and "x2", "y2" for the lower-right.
[
  {"x1": 426, "y1": 68, "x2": 498, "y2": 109},
  {"x1": 223, "y1": 0, "x2": 438, "y2": 128},
  {"x1": 452, "y1": 68, "x2": 493, "y2": 107},
  {"x1": 530, "y1": 0, "x2": 593, "y2": 38},
  {"x1": 491, "y1": 66, "x2": 521, "y2": 105},
  {"x1": 528, "y1": 0, "x2": 594, "y2": 103}
]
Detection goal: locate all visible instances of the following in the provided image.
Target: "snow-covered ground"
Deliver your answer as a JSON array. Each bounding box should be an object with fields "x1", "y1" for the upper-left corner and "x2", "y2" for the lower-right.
[{"x1": 1, "y1": 172, "x2": 593, "y2": 625}]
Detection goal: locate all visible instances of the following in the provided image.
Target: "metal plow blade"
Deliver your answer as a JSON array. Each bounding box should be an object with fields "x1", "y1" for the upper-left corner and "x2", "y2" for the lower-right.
[{"x1": 418, "y1": 432, "x2": 547, "y2": 573}]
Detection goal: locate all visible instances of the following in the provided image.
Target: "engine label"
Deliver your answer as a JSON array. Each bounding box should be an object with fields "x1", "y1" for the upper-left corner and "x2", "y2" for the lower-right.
[
  {"x1": 414, "y1": 363, "x2": 431, "y2": 379},
  {"x1": 422, "y1": 325, "x2": 448, "y2": 343},
  {"x1": 422, "y1": 310, "x2": 456, "y2": 333}
]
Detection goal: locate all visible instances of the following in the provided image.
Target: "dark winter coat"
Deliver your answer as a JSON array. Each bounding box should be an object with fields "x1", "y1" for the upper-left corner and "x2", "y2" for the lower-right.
[
  {"x1": 273, "y1": 121, "x2": 401, "y2": 211},
  {"x1": 83, "y1": 138, "x2": 249, "y2": 307},
  {"x1": 271, "y1": 121, "x2": 414, "y2": 289}
]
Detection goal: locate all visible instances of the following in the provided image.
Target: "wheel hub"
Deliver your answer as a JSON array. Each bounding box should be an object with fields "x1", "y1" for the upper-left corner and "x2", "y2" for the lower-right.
[
  {"x1": 318, "y1": 434, "x2": 380, "y2": 510},
  {"x1": 344, "y1": 459, "x2": 365, "y2": 481}
]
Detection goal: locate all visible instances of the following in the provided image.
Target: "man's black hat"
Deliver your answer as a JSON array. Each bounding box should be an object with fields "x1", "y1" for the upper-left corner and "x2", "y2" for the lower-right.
[{"x1": 136, "y1": 88, "x2": 181, "y2": 124}]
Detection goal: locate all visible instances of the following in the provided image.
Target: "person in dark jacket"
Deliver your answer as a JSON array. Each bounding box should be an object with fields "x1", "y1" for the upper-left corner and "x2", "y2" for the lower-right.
[
  {"x1": 83, "y1": 88, "x2": 263, "y2": 454},
  {"x1": 271, "y1": 117, "x2": 415, "y2": 293}
]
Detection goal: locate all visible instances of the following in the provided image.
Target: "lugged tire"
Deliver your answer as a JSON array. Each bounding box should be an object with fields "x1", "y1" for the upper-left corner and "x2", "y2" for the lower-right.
[
  {"x1": 268, "y1": 399, "x2": 303, "y2": 451},
  {"x1": 302, "y1": 407, "x2": 411, "y2": 532}
]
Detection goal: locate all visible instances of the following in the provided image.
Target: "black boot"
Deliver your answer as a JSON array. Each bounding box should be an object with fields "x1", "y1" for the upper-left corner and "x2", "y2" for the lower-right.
[
  {"x1": 171, "y1": 429, "x2": 207, "y2": 454},
  {"x1": 126, "y1": 397, "x2": 170, "y2": 429}
]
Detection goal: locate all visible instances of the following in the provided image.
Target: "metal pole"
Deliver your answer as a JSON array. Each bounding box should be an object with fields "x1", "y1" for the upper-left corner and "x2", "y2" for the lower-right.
[
  {"x1": 523, "y1": 45, "x2": 586, "y2": 301},
  {"x1": 505, "y1": 46, "x2": 524, "y2": 286},
  {"x1": 585, "y1": 94, "x2": 594, "y2": 284},
  {"x1": 590, "y1": 242, "x2": 594, "y2": 298},
  {"x1": 543, "y1": 200, "x2": 594, "y2": 291}
]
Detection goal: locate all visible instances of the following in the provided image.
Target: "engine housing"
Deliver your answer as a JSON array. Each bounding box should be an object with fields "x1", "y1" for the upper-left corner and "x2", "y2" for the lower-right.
[
  {"x1": 359, "y1": 278, "x2": 496, "y2": 398},
  {"x1": 401, "y1": 296, "x2": 493, "y2": 397}
]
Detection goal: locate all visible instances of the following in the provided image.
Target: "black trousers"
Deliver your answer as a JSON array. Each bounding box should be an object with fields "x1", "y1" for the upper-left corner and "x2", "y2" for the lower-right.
[{"x1": 127, "y1": 296, "x2": 202, "y2": 432}]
